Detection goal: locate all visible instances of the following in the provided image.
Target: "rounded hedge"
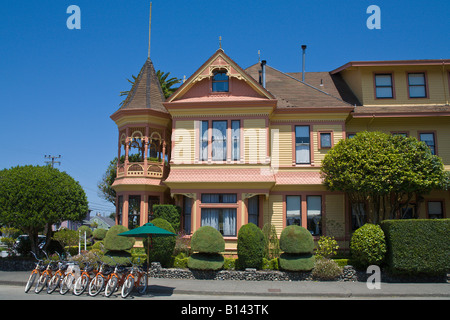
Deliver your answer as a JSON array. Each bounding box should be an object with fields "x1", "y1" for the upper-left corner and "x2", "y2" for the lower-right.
[
  {"x1": 280, "y1": 225, "x2": 314, "y2": 254},
  {"x1": 144, "y1": 218, "x2": 176, "y2": 267},
  {"x1": 279, "y1": 253, "x2": 315, "y2": 271},
  {"x1": 350, "y1": 223, "x2": 386, "y2": 268},
  {"x1": 190, "y1": 226, "x2": 225, "y2": 253},
  {"x1": 237, "y1": 223, "x2": 265, "y2": 269},
  {"x1": 93, "y1": 228, "x2": 107, "y2": 240},
  {"x1": 187, "y1": 253, "x2": 224, "y2": 271},
  {"x1": 104, "y1": 225, "x2": 135, "y2": 251}
]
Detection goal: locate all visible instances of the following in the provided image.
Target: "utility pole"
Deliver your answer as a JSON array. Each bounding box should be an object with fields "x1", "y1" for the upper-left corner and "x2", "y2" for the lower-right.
[{"x1": 44, "y1": 155, "x2": 61, "y2": 168}]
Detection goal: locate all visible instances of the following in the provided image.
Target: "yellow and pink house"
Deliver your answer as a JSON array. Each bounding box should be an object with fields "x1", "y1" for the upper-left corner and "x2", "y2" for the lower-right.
[{"x1": 110, "y1": 48, "x2": 450, "y2": 254}]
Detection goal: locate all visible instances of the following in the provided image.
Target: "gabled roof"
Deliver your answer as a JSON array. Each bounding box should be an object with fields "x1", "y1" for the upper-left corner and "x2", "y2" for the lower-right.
[
  {"x1": 166, "y1": 48, "x2": 276, "y2": 103},
  {"x1": 117, "y1": 58, "x2": 168, "y2": 114},
  {"x1": 245, "y1": 64, "x2": 355, "y2": 110}
]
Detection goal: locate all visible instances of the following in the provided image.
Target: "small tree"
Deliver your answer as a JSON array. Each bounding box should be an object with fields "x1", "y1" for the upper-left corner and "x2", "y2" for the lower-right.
[
  {"x1": 321, "y1": 131, "x2": 449, "y2": 226},
  {"x1": 0, "y1": 165, "x2": 88, "y2": 255}
]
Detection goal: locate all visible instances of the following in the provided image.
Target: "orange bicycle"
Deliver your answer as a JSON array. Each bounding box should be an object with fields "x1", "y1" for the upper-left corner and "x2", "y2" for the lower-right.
[
  {"x1": 34, "y1": 251, "x2": 58, "y2": 294},
  {"x1": 104, "y1": 256, "x2": 128, "y2": 297},
  {"x1": 24, "y1": 251, "x2": 45, "y2": 293},
  {"x1": 121, "y1": 258, "x2": 148, "y2": 298},
  {"x1": 73, "y1": 260, "x2": 97, "y2": 296},
  {"x1": 88, "y1": 258, "x2": 113, "y2": 297},
  {"x1": 47, "y1": 252, "x2": 69, "y2": 294}
]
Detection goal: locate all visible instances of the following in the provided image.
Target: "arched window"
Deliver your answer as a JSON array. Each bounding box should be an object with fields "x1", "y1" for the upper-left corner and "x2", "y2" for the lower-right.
[{"x1": 212, "y1": 70, "x2": 229, "y2": 92}]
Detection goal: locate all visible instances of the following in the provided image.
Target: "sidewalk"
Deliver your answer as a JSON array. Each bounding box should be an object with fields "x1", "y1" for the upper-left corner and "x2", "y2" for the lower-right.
[{"x1": 1, "y1": 271, "x2": 448, "y2": 299}]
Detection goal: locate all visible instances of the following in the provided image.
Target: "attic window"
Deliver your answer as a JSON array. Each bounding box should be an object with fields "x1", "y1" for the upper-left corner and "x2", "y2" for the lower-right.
[{"x1": 212, "y1": 70, "x2": 229, "y2": 92}]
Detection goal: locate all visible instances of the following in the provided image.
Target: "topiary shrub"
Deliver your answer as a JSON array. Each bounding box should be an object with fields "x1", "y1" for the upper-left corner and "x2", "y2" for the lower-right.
[
  {"x1": 350, "y1": 223, "x2": 386, "y2": 269},
  {"x1": 279, "y1": 225, "x2": 315, "y2": 271},
  {"x1": 104, "y1": 225, "x2": 135, "y2": 251},
  {"x1": 93, "y1": 228, "x2": 107, "y2": 241},
  {"x1": 188, "y1": 226, "x2": 225, "y2": 270},
  {"x1": 190, "y1": 226, "x2": 225, "y2": 253},
  {"x1": 144, "y1": 218, "x2": 176, "y2": 268},
  {"x1": 237, "y1": 223, "x2": 265, "y2": 269},
  {"x1": 280, "y1": 225, "x2": 314, "y2": 254}
]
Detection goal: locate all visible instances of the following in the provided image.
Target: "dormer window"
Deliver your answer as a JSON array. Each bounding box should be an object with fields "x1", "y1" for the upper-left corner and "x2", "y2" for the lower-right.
[{"x1": 212, "y1": 70, "x2": 229, "y2": 92}]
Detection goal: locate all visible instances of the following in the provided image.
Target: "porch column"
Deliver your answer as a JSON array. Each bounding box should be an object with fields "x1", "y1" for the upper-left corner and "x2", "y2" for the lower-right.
[{"x1": 122, "y1": 194, "x2": 129, "y2": 228}]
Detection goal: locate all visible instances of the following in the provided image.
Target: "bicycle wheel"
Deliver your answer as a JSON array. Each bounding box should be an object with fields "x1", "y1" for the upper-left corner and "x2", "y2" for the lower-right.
[
  {"x1": 35, "y1": 273, "x2": 49, "y2": 294},
  {"x1": 88, "y1": 275, "x2": 105, "y2": 297},
  {"x1": 47, "y1": 274, "x2": 61, "y2": 294},
  {"x1": 60, "y1": 273, "x2": 75, "y2": 295},
  {"x1": 25, "y1": 271, "x2": 38, "y2": 293},
  {"x1": 121, "y1": 275, "x2": 134, "y2": 298},
  {"x1": 73, "y1": 274, "x2": 89, "y2": 296},
  {"x1": 137, "y1": 273, "x2": 148, "y2": 294},
  {"x1": 105, "y1": 276, "x2": 118, "y2": 297}
]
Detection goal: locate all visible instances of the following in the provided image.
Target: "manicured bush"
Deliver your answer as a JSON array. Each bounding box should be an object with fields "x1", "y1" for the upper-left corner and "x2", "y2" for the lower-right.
[
  {"x1": 144, "y1": 218, "x2": 176, "y2": 268},
  {"x1": 237, "y1": 223, "x2": 265, "y2": 269},
  {"x1": 350, "y1": 223, "x2": 386, "y2": 269},
  {"x1": 188, "y1": 253, "x2": 224, "y2": 271},
  {"x1": 104, "y1": 225, "x2": 135, "y2": 251},
  {"x1": 280, "y1": 225, "x2": 314, "y2": 254},
  {"x1": 190, "y1": 226, "x2": 225, "y2": 254},
  {"x1": 223, "y1": 257, "x2": 236, "y2": 270},
  {"x1": 152, "y1": 204, "x2": 181, "y2": 232},
  {"x1": 188, "y1": 226, "x2": 225, "y2": 270},
  {"x1": 279, "y1": 225, "x2": 315, "y2": 271},
  {"x1": 381, "y1": 219, "x2": 450, "y2": 276},
  {"x1": 279, "y1": 253, "x2": 315, "y2": 271},
  {"x1": 78, "y1": 226, "x2": 93, "y2": 239},
  {"x1": 93, "y1": 228, "x2": 107, "y2": 240}
]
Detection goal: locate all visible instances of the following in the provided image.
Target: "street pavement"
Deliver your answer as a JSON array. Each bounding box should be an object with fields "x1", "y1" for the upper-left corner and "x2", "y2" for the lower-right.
[{"x1": 0, "y1": 270, "x2": 448, "y2": 299}]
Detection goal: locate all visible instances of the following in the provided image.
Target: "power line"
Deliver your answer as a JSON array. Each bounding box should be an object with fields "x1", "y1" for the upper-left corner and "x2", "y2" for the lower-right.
[{"x1": 44, "y1": 155, "x2": 61, "y2": 168}]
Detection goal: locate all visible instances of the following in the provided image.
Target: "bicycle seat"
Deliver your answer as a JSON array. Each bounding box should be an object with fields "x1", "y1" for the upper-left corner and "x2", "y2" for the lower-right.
[
  {"x1": 50, "y1": 263, "x2": 59, "y2": 271},
  {"x1": 39, "y1": 265, "x2": 46, "y2": 272},
  {"x1": 60, "y1": 264, "x2": 69, "y2": 271},
  {"x1": 85, "y1": 265, "x2": 94, "y2": 273}
]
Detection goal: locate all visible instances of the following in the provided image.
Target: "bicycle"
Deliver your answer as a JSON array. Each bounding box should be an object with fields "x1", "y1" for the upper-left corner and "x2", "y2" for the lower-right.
[
  {"x1": 47, "y1": 252, "x2": 69, "y2": 294},
  {"x1": 60, "y1": 259, "x2": 80, "y2": 295},
  {"x1": 104, "y1": 256, "x2": 128, "y2": 297},
  {"x1": 24, "y1": 251, "x2": 45, "y2": 293},
  {"x1": 88, "y1": 258, "x2": 113, "y2": 297},
  {"x1": 121, "y1": 258, "x2": 148, "y2": 298},
  {"x1": 73, "y1": 260, "x2": 97, "y2": 296},
  {"x1": 34, "y1": 251, "x2": 57, "y2": 294}
]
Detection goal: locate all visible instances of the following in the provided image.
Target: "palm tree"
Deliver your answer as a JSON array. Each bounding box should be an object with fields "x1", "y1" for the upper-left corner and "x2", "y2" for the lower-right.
[
  {"x1": 156, "y1": 70, "x2": 181, "y2": 98},
  {"x1": 119, "y1": 70, "x2": 181, "y2": 106}
]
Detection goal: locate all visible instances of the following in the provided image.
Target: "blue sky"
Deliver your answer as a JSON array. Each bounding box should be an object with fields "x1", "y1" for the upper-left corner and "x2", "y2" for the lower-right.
[{"x1": 0, "y1": 0, "x2": 449, "y2": 216}]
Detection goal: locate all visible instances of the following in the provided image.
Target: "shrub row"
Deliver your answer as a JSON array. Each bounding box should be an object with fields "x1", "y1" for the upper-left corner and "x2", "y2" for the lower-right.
[{"x1": 380, "y1": 219, "x2": 450, "y2": 276}]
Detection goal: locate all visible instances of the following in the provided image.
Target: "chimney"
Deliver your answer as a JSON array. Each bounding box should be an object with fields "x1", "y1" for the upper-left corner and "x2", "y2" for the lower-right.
[
  {"x1": 261, "y1": 60, "x2": 267, "y2": 88},
  {"x1": 301, "y1": 45, "x2": 307, "y2": 82}
]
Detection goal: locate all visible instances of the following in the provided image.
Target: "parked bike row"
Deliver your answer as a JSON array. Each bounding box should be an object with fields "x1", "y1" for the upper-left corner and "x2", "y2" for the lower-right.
[{"x1": 24, "y1": 251, "x2": 148, "y2": 298}]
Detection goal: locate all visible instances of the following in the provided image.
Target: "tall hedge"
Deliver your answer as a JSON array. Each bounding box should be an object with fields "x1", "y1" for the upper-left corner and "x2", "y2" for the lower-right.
[
  {"x1": 381, "y1": 219, "x2": 450, "y2": 276},
  {"x1": 144, "y1": 218, "x2": 176, "y2": 267},
  {"x1": 237, "y1": 223, "x2": 265, "y2": 269},
  {"x1": 153, "y1": 204, "x2": 181, "y2": 232}
]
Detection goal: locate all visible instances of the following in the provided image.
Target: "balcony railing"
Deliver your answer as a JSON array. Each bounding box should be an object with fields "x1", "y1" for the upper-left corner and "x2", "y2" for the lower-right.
[{"x1": 116, "y1": 161, "x2": 168, "y2": 179}]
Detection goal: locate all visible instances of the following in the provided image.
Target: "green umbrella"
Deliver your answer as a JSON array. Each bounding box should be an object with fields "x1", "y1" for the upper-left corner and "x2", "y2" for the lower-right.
[{"x1": 118, "y1": 222, "x2": 176, "y2": 276}]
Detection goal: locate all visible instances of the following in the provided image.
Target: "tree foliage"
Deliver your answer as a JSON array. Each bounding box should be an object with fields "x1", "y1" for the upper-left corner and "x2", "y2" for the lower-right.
[
  {"x1": 320, "y1": 131, "x2": 448, "y2": 225},
  {"x1": 0, "y1": 165, "x2": 89, "y2": 254}
]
